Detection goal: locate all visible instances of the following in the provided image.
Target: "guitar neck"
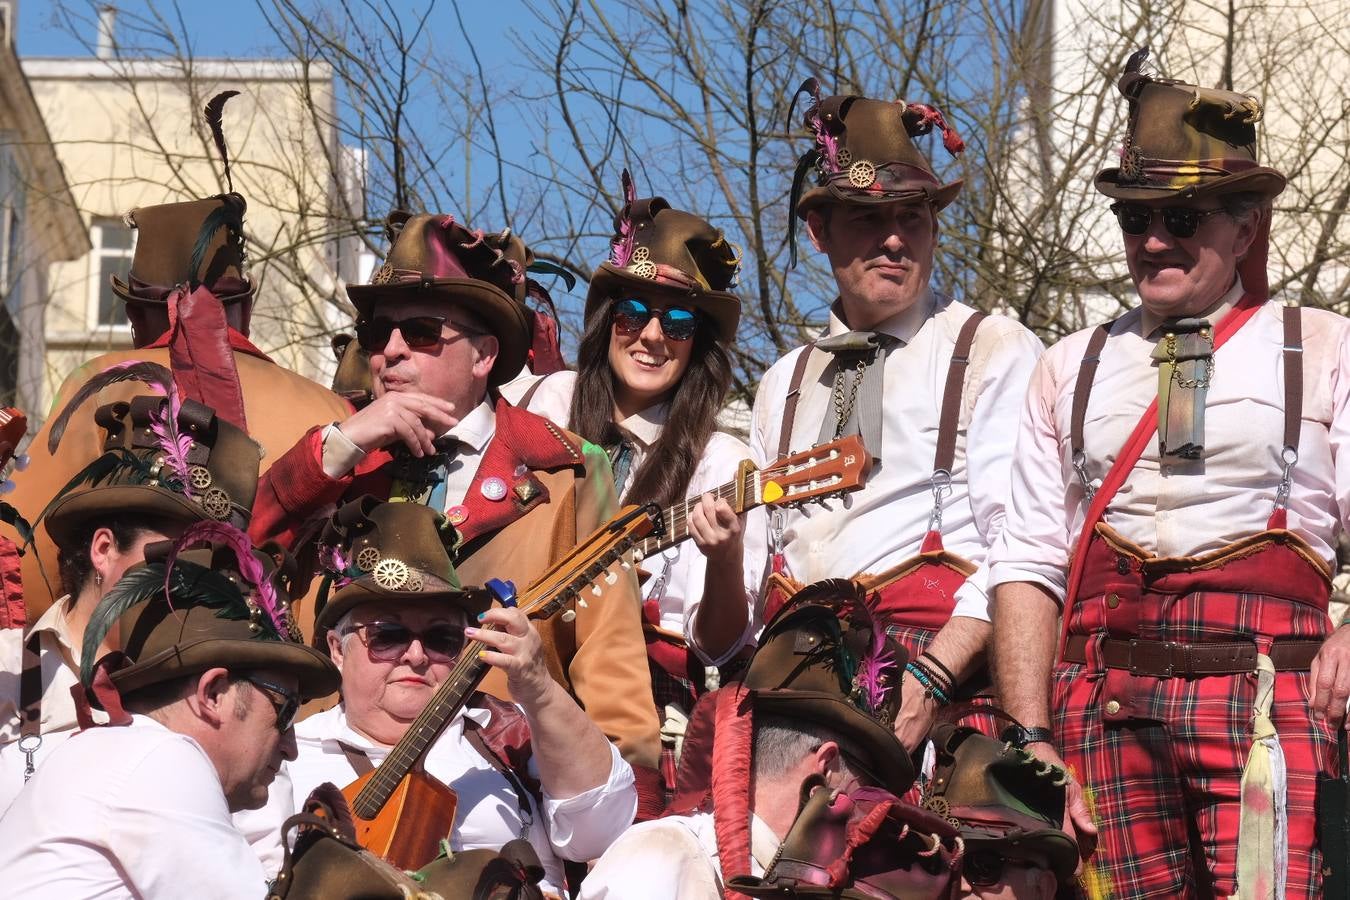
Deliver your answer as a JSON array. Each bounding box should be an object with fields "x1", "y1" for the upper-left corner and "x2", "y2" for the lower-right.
[
  {"x1": 350, "y1": 641, "x2": 490, "y2": 819},
  {"x1": 635, "y1": 466, "x2": 754, "y2": 559}
]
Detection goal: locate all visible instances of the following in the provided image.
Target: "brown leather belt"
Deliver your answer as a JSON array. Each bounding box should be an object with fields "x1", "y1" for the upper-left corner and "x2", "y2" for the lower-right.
[{"x1": 1062, "y1": 634, "x2": 1322, "y2": 677}]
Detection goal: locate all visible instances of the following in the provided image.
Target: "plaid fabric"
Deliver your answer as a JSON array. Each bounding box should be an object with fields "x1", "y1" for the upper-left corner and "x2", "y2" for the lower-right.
[
  {"x1": 648, "y1": 654, "x2": 700, "y2": 720},
  {"x1": 1058, "y1": 532, "x2": 1335, "y2": 899}
]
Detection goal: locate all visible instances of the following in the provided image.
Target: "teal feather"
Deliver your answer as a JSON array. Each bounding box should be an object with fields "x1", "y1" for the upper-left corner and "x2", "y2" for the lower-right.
[
  {"x1": 0, "y1": 501, "x2": 31, "y2": 546},
  {"x1": 27, "y1": 450, "x2": 153, "y2": 546},
  {"x1": 526, "y1": 259, "x2": 577, "y2": 292},
  {"x1": 46, "y1": 361, "x2": 175, "y2": 454},
  {"x1": 787, "y1": 149, "x2": 821, "y2": 270},
  {"x1": 187, "y1": 202, "x2": 242, "y2": 287},
  {"x1": 79, "y1": 559, "x2": 274, "y2": 688}
]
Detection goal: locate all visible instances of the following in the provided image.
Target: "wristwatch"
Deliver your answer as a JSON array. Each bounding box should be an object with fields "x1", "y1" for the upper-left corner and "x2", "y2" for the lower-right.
[{"x1": 1000, "y1": 724, "x2": 1055, "y2": 748}]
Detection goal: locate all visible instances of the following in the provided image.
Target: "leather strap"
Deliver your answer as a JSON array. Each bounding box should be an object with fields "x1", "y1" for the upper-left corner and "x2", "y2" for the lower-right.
[
  {"x1": 933, "y1": 312, "x2": 986, "y2": 475},
  {"x1": 339, "y1": 742, "x2": 375, "y2": 777},
  {"x1": 1282, "y1": 304, "x2": 1303, "y2": 454},
  {"x1": 1062, "y1": 634, "x2": 1322, "y2": 676},
  {"x1": 1069, "y1": 324, "x2": 1111, "y2": 467},
  {"x1": 777, "y1": 342, "x2": 817, "y2": 460},
  {"x1": 19, "y1": 631, "x2": 41, "y2": 739},
  {"x1": 462, "y1": 718, "x2": 536, "y2": 838},
  {"x1": 516, "y1": 375, "x2": 547, "y2": 412}
]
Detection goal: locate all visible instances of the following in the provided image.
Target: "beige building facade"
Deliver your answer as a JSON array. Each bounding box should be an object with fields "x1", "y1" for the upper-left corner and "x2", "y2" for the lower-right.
[
  {"x1": 0, "y1": 14, "x2": 89, "y2": 418},
  {"x1": 19, "y1": 50, "x2": 363, "y2": 419}
]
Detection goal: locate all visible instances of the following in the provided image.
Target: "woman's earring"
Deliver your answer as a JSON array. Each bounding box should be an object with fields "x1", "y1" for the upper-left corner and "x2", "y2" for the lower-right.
[{"x1": 95, "y1": 572, "x2": 104, "y2": 588}]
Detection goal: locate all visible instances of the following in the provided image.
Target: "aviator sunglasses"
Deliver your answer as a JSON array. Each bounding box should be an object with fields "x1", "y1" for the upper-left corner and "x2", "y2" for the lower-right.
[
  {"x1": 240, "y1": 675, "x2": 302, "y2": 732},
  {"x1": 354, "y1": 315, "x2": 487, "y2": 353},
  {"x1": 341, "y1": 620, "x2": 466, "y2": 663},
  {"x1": 611, "y1": 298, "x2": 699, "y2": 342},
  {"x1": 1109, "y1": 202, "x2": 1227, "y2": 239}
]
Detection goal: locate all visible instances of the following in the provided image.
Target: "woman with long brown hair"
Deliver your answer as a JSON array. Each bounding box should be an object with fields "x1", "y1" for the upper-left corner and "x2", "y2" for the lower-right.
[{"x1": 505, "y1": 173, "x2": 765, "y2": 747}]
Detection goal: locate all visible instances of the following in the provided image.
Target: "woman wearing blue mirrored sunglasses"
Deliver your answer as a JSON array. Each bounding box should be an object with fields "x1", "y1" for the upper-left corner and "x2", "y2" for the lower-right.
[{"x1": 502, "y1": 175, "x2": 768, "y2": 799}]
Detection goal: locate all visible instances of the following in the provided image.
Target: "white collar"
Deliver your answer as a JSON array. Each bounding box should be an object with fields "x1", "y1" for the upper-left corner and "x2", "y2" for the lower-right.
[
  {"x1": 615, "y1": 402, "x2": 670, "y2": 448},
  {"x1": 308, "y1": 702, "x2": 491, "y2": 753},
  {"x1": 443, "y1": 400, "x2": 496, "y2": 454},
  {"x1": 1138, "y1": 277, "x2": 1244, "y2": 338},
  {"x1": 827, "y1": 286, "x2": 937, "y2": 345},
  {"x1": 28, "y1": 594, "x2": 79, "y2": 660},
  {"x1": 749, "y1": 814, "x2": 782, "y2": 871}
]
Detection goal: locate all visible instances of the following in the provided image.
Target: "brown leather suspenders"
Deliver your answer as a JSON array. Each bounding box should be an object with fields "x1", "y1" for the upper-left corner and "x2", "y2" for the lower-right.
[
  {"x1": 774, "y1": 310, "x2": 989, "y2": 475},
  {"x1": 1069, "y1": 304, "x2": 1304, "y2": 502}
]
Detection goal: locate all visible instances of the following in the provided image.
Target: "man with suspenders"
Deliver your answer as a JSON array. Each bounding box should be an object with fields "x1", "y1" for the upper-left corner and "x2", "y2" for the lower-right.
[
  {"x1": 989, "y1": 54, "x2": 1350, "y2": 897},
  {"x1": 749, "y1": 80, "x2": 1043, "y2": 753}
]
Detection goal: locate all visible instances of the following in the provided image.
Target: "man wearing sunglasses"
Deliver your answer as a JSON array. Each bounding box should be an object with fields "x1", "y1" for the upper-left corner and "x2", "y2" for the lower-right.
[
  {"x1": 0, "y1": 540, "x2": 340, "y2": 899},
  {"x1": 751, "y1": 81, "x2": 1043, "y2": 758},
  {"x1": 989, "y1": 53, "x2": 1350, "y2": 897},
  {"x1": 249, "y1": 212, "x2": 659, "y2": 771}
]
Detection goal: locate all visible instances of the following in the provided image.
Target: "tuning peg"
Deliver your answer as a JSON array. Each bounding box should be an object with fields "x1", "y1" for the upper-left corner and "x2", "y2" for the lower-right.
[
  {"x1": 620, "y1": 557, "x2": 633, "y2": 571},
  {"x1": 577, "y1": 597, "x2": 589, "y2": 609},
  {"x1": 590, "y1": 583, "x2": 602, "y2": 597},
  {"x1": 13, "y1": 454, "x2": 28, "y2": 471},
  {"x1": 632, "y1": 549, "x2": 644, "y2": 563},
  {"x1": 561, "y1": 610, "x2": 577, "y2": 623},
  {"x1": 604, "y1": 570, "x2": 618, "y2": 585},
  {"x1": 0, "y1": 480, "x2": 12, "y2": 495}
]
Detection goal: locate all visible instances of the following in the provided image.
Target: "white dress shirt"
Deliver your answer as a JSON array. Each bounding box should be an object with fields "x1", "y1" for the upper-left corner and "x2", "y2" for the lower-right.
[
  {"x1": 0, "y1": 595, "x2": 106, "y2": 815},
  {"x1": 503, "y1": 370, "x2": 766, "y2": 664},
  {"x1": 273, "y1": 702, "x2": 637, "y2": 895},
  {"x1": 578, "y1": 810, "x2": 781, "y2": 899},
  {"x1": 0, "y1": 714, "x2": 268, "y2": 899},
  {"x1": 989, "y1": 281, "x2": 1350, "y2": 603},
  {"x1": 321, "y1": 400, "x2": 497, "y2": 508},
  {"x1": 750, "y1": 291, "x2": 1043, "y2": 621}
]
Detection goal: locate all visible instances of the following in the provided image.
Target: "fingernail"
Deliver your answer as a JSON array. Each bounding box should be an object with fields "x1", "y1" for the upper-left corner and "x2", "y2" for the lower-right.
[
  {"x1": 464, "y1": 627, "x2": 477, "y2": 637},
  {"x1": 477, "y1": 650, "x2": 487, "y2": 661},
  {"x1": 476, "y1": 612, "x2": 486, "y2": 622}
]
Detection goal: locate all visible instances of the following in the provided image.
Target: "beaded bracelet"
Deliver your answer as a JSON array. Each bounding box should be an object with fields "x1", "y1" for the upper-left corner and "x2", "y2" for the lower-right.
[
  {"x1": 905, "y1": 661, "x2": 952, "y2": 706},
  {"x1": 918, "y1": 652, "x2": 957, "y2": 690},
  {"x1": 909, "y1": 655, "x2": 956, "y2": 698}
]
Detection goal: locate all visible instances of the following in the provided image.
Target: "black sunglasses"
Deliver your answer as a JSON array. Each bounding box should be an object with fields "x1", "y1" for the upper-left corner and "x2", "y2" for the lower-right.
[
  {"x1": 241, "y1": 675, "x2": 301, "y2": 732},
  {"x1": 962, "y1": 847, "x2": 1046, "y2": 887},
  {"x1": 1109, "y1": 202, "x2": 1226, "y2": 239},
  {"x1": 611, "y1": 298, "x2": 699, "y2": 342},
  {"x1": 341, "y1": 621, "x2": 466, "y2": 663},
  {"x1": 354, "y1": 315, "x2": 488, "y2": 352}
]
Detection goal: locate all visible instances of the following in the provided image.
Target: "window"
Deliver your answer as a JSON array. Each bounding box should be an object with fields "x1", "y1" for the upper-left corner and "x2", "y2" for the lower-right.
[{"x1": 89, "y1": 218, "x2": 135, "y2": 328}]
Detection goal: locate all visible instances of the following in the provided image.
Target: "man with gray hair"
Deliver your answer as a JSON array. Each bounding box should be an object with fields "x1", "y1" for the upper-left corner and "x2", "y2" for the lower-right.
[{"x1": 580, "y1": 580, "x2": 920, "y2": 898}]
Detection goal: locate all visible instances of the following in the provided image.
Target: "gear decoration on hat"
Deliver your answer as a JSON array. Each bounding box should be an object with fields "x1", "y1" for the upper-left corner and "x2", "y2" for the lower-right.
[
  {"x1": 200, "y1": 487, "x2": 232, "y2": 521},
  {"x1": 835, "y1": 148, "x2": 852, "y2": 168},
  {"x1": 369, "y1": 263, "x2": 396, "y2": 286},
  {"x1": 188, "y1": 465, "x2": 214, "y2": 491},
  {"x1": 406, "y1": 570, "x2": 425, "y2": 593},
  {"x1": 632, "y1": 246, "x2": 651, "y2": 263},
  {"x1": 356, "y1": 546, "x2": 382, "y2": 572},
  {"x1": 372, "y1": 557, "x2": 411, "y2": 591},
  {"x1": 847, "y1": 160, "x2": 877, "y2": 190}
]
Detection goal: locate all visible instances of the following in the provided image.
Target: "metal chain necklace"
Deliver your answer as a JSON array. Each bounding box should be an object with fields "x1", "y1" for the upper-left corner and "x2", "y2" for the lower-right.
[{"x1": 831, "y1": 355, "x2": 869, "y2": 439}]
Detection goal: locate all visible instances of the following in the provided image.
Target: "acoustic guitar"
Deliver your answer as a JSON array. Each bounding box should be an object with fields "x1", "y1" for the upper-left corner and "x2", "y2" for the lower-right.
[{"x1": 341, "y1": 502, "x2": 663, "y2": 870}]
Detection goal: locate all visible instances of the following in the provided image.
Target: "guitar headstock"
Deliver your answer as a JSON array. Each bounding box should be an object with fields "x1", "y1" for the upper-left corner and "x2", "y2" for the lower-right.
[
  {"x1": 747, "y1": 434, "x2": 870, "y2": 509},
  {"x1": 521, "y1": 502, "x2": 663, "y2": 622},
  {"x1": 0, "y1": 407, "x2": 28, "y2": 490}
]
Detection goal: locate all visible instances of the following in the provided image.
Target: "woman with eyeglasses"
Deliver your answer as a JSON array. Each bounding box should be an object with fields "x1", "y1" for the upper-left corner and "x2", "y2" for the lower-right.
[{"x1": 504, "y1": 174, "x2": 766, "y2": 787}]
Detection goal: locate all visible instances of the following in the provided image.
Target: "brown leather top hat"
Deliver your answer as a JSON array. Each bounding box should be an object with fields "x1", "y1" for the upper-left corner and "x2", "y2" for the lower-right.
[
  {"x1": 923, "y1": 722, "x2": 1078, "y2": 883},
  {"x1": 792, "y1": 77, "x2": 965, "y2": 221},
  {"x1": 745, "y1": 579, "x2": 913, "y2": 796},
  {"x1": 110, "y1": 194, "x2": 253, "y2": 306},
  {"x1": 314, "y1": 495, "x2": 492, "y2": 633},
  {"x1": 42, "y1": 389, "x2": 262, "y2": 551},
  {"x1": 728, "y1": 779, "x2": 962, "y2": 898},
  {"x1": 346, "y1": 211, "x2": 534, "y2": 386},
  {"x1": 585, "y1": 169, "x2": 741, "y2": 342},
  {"x1": 1095, "y1": 48, "x2": 1286, "y2": 202},
  {"x1": 81, "y1": 535, "x2": 340, "y2": 704}
]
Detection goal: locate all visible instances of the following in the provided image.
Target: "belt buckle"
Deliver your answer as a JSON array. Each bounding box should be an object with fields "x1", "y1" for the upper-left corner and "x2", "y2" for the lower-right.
[{"x1": 1128, "y1": 638, "x2": 1177, "y2": 678}]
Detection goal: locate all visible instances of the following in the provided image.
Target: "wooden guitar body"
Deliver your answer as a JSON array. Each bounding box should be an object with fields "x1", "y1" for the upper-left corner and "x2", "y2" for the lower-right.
[{"x1": 342, "y1": 767, "x2": 459, "y2": 871}]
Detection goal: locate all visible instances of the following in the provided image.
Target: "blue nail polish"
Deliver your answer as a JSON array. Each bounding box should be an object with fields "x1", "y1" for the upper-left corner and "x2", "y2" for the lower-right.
[{"x1": 476, "y1": 612, "x2": 486, "y2": 622}]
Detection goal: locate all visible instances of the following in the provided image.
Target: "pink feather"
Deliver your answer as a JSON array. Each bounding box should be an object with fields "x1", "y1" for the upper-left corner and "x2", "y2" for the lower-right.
[
  {"x1": 319, "y1": 543, "x2": 355, "y2": 589},
  {"x1": 166, "y1": 521, "x2": 289, "y2": 636},
  {"x1": 855, "y1": 615, "x2": 896, "y2": 712},
  {"x1": 609, "y1": 169, "x2": 638, "y2": 267},
  {"x1": 149, "y1": 405, "x2": 195, "y2": 497}
]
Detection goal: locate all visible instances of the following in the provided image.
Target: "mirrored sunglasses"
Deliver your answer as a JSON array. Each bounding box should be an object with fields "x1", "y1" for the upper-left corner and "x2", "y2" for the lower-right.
[
  {"x1": 611, "y1": 298, "x2": 699, "y2": 342},
  {"x1": 241, "y1": 675, "x2": 302, "y2": 732},
  {"x1": 341, "y1": 621, "x2": 466, "y2": 663},
  {"x1": 1109, "y1": 202, "x2": 1226, "y2": 239}
]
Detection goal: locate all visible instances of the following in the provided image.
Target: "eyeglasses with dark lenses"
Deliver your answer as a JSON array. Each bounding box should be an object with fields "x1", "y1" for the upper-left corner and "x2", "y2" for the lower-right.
[
  {"x1": 962, "y1": 847, "x2": 1044, "y2": 887},
  {"x1": 241, "y1": 675, "x2": 301, "y2": 732},
  {"x1": 354, "y1": 315, "x2": 447, "y2": 352},
  {"x1": 341, "y1": 621, "x2": 466, "y2": 663},
  {"x1": 1109, "y1": 202, "x2": 1226, "y2": 239},
  {"x1": 611, "y1": 298, "x2": 699, "y2": 342}
]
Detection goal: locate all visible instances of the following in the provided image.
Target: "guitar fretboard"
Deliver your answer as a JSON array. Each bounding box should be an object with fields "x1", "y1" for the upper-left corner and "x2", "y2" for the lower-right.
[{"x1": 634, "y1": 475, "x2": 751, "y2": 559}]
